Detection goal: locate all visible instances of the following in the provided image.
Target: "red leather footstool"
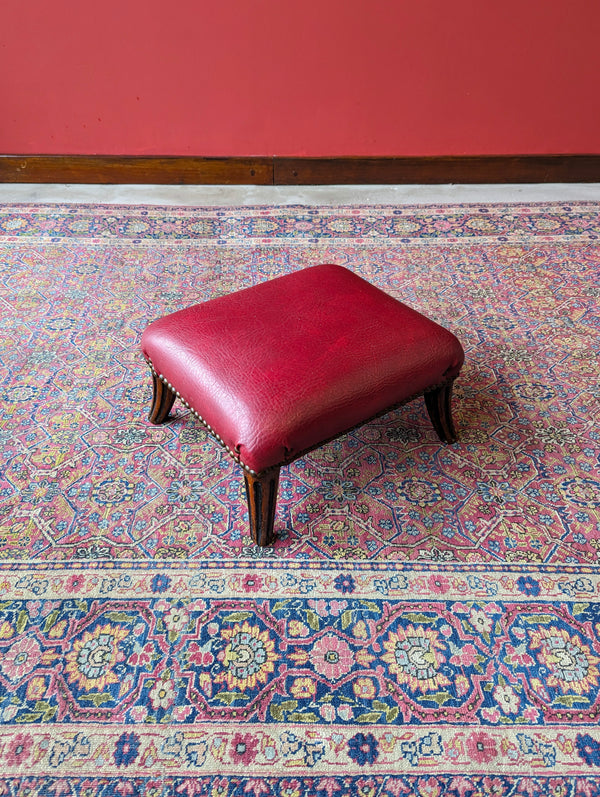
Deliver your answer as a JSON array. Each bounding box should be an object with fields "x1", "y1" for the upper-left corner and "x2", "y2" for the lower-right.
[{"x1": 141, "y1": 264, "x2": 464, "y2": 546}]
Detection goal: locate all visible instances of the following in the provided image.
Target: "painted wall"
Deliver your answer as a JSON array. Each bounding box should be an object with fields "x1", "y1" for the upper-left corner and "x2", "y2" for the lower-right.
[{"x1": 2, "y1": 0, "x2": 599, "y2": 156}]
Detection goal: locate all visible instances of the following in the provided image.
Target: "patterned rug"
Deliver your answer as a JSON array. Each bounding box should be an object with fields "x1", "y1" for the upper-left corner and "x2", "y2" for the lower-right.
[{"x1": 1, "y1": 201, "x2": 600, "y2": 793}]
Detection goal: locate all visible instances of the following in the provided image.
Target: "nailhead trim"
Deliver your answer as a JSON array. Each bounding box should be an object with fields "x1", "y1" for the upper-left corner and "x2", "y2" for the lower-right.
[
  {"x1": 145, "y1": 358, "x2": 257, "y2": 475},
  {"x1": 145, "y1": 358, "x2": 460, "y2": 479}
]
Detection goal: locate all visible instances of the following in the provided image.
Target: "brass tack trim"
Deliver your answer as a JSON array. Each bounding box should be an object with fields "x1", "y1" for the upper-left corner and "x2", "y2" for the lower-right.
[{"x1": 145, "y1": 357, "x2": 255, "y2": 474}]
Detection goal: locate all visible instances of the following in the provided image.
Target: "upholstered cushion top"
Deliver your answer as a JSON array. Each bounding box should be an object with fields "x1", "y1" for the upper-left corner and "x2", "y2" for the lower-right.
[{"x1": 141, "y1": 264, "x2": 464, "y2": 473}]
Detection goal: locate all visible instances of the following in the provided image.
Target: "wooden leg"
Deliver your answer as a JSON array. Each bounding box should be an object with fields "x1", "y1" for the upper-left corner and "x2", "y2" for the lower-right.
[
  {"x1": 243, "y1": 468, "x2": 280, "y2": 547},
  {"x1": 148, "y1": 371, "x2": 176, "y2": 424},
  {"x1": 424, "y1": 381, "x2": 458, "y2": 444}
]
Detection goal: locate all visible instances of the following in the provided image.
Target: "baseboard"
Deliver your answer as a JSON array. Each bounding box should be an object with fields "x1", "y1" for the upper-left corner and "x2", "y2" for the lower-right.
[
  {"x1": 275, "y1": 156, "x2": 600, "y2": 184},
  {"x1": 1, "y1": 154, "x2": 600, "y2": 185},
  {"x1": 0, "y1": 156, "x2": 274, "y2": 185}
]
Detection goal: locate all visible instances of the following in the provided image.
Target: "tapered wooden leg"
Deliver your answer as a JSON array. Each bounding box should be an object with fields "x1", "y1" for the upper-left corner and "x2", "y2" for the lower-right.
[
  {"x1": 243, "y1": 468, "x2": 280, "y2": 547},
  {"x1": 148, "y1": 371, "x2": 176, "y2": 424},
  {"x1": 424, "y1": 380, "x2": 458, "y2": 443}
]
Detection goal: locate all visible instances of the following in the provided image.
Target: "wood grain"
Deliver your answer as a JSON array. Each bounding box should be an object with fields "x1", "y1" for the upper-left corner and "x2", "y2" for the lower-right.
[
  {"x1": 0, "y1": 156, "x2": 274, "y2": 184},
  {"x1": 274, "y1": 155, "x2": 600, "y2": 185},
  {"x1": 1, "y1": 155, "x2": 599, "y2": 184}
]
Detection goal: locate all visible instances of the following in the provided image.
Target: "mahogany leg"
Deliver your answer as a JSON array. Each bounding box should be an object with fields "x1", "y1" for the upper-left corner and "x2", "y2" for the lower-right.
[
  {"x1": 243, "y1": 468, "x2": 280, "y2": 547},
  {"x1": 424, "y1": 380, "x2": 458, "y2": 444},
  {"x1": 148, "y1": 371, "x2": 176, "y2": 424}
]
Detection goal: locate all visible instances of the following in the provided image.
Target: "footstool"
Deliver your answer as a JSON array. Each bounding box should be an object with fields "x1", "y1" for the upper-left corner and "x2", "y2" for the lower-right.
[{"x1": 141, "y1": 264, "x2": 464, "y2": 546}]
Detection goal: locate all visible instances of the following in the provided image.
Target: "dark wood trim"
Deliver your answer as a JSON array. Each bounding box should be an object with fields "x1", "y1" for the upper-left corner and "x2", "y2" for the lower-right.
[
  {"x1": 147, "y1": 371, "x2": 176, "y2": 425},
  {"x1": 0, "y1": 156, "x2": 274, "y2": 185},
  {"x1": 424, "y1": 381, "x2": 457, "y2": 444},
  {"x1": 244, "y1": 468, "x2": 280, "y2": 547},
  {"x1": 1, "y1": 154, "x2": 600, "y2": 185},
  {"x1": 275, "y1": 155, "x2": 600, "y2": 184}
]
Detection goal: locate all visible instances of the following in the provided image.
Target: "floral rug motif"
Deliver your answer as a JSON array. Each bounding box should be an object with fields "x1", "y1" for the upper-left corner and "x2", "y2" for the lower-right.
[
  {"x1": 1, "y1": 201, "x2": 600, "y2": 792},
  {"x1": 2, "y1": 560, "x2": 600, "y2": 792}
]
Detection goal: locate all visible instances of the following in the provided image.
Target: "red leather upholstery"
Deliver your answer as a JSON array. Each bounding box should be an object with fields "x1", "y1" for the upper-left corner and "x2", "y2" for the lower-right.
[{"x1": 141, "y1": 264, "x2": 464, "y2": 474}]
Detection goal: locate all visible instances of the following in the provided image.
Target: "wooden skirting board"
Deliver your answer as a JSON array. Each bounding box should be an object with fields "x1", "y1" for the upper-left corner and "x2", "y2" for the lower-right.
[{"x1": 1, "y1": 155, "x2": 600, "y2": 184}]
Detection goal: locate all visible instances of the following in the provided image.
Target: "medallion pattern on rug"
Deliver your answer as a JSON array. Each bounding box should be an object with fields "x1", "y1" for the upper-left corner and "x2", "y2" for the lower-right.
[{"x1": 0, "y1": 202, "x2": 599, "y2": 564}]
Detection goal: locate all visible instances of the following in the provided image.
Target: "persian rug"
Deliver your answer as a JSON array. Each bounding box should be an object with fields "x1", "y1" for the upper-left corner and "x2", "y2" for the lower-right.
[{"x1": 0, "y1": 201, "x2": 599, "y2": 794}]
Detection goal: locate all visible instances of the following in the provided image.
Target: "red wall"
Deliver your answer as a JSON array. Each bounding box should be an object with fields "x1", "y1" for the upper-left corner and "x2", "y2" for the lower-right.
[{"x1": 2, "y1": 0, "x2": 599, "y2": 156}]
